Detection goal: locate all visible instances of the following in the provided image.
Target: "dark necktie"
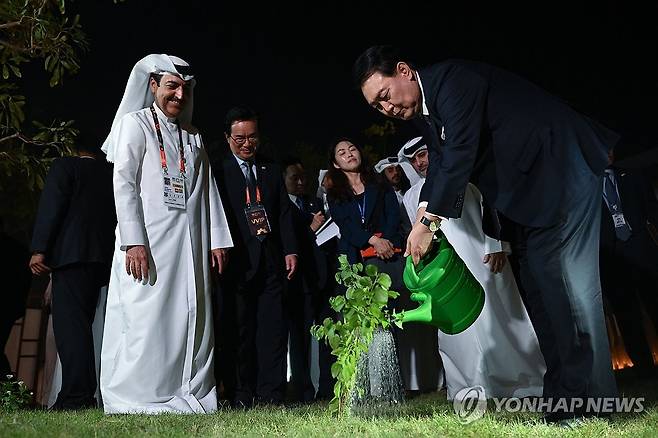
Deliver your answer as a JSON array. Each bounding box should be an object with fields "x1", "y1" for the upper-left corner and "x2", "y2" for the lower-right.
[
  {"x1": 242, "y1": 161, "x2": 257, "y2": 204},
  {"x1": 603, "y1": 172, "x2": 632, "y2": 241},
  {"x1": 295, "y1": 196, "x2": 304, "y2": 211}
]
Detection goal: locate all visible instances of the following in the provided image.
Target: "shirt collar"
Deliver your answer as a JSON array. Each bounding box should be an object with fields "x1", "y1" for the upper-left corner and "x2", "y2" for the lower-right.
[
  {"x1": 233, "y1": 153, "x2": 255, "y2": 169},
  {"x1": 288, "y1": 193, "x2": 299, "y2": 204},
  {"x1": 416, "y1": 71, "x2": 430, "y2": 117},
  {"x1": 152, "y1": 102, "x2": 177, "y2": 124}
]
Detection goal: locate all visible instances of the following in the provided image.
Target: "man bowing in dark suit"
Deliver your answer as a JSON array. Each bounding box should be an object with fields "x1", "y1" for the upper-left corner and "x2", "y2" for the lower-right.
[
  {"x1": 29, "y1": 139, "x2": 116, "y2": 410},
  {"x1": 213, "y1": 106, "x2": 298, "y2": 408},
  {"x1": 354, "y1": 46, "x2": 620, "y2": 423}
]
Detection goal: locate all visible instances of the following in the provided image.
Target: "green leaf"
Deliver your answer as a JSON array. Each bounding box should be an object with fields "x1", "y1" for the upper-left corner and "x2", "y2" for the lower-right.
[
  {"x1": 330, "y1": 362, "x2": 341, "y2": 378},
  {"x1": 377, "y1": 273, "x2": 392, "y2": 290},
  {"x1": 328, "y1": 333, "x2": 340, "y2": 350},
  {"x1": 365, "y1": 264, "x2": 378, "y2": 277},
  {"x1": 2, "y1": 65, "x2": 8, "y2": 80},
  {"x1": 8, "y1": 64, "x2": 21, "y2": 78},
  {"x1": 357, "y1": 277, "x2": 371, "y2": 289},
  {"x1": 373, "y1": 286, "x2": 388, "y2": 305},
  {"x1": 45, "y1": 55, "x2": 53, "y2": 72},
  {"x1": 331, "y1": 295, "x2": 346, "y2": 312}
]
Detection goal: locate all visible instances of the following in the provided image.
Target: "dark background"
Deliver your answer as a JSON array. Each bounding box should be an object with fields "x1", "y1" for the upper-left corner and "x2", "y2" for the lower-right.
[{"x1": 21, "y1": 1, "x2": 658, "y2": 166}]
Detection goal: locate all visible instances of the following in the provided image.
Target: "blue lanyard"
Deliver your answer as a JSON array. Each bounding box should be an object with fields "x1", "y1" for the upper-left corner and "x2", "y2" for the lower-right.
[{"x1": 356, "y1": 193, "x2": 366, "y2": 224}]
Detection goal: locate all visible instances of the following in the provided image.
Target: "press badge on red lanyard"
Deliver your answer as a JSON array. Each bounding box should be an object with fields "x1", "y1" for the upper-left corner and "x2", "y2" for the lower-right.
[
  {"x1": 150, "y1": 106, "x2": 187, "y2": 210},
  {"x1": 244, "y1": 185, "x2": 272, "y2": 237}
]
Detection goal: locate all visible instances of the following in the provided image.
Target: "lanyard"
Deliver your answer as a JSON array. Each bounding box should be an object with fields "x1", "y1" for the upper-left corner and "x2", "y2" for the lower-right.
[
  {"x1": 245, "y1": 186, "x2": 262, "y2": 205},
  {"x1": 356, "y1": 192, "x2": 366, "y2": 224},
  {"x1": 602, "y1": 173, "x2": 621, "y2": 212},
  {"x1": 150, "y1": 105, "x2": 185, "y2": 177}
]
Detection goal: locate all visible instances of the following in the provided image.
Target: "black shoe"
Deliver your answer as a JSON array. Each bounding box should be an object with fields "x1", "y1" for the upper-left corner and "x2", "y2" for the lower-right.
[
  {"x1": 555, "y1": 417, "x2": 585, "y2": 429},
  {"x1": 542, "y1": 411, "x2": 586, "y2": 427},
  {"x1": 255, "y1": 396, "x2": 283, "y2": 407},
  {"x1": 314, "y1": 390, "x2": 333, "y2": 402},
  {"x1": 49, "y1": 398, "x2": 97, "y2": 411},
  {"x1": 231, "y1": 398, "x2": 254, "y2": 410},
  {"x1": 217, "y1": 399, "x2": 232, "y2": 410}
]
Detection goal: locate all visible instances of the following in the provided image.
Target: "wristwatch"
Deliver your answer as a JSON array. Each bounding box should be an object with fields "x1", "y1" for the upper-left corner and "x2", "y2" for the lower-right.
[{"x1": 419, "y1": 216, "x2": 440, "y2": 232}]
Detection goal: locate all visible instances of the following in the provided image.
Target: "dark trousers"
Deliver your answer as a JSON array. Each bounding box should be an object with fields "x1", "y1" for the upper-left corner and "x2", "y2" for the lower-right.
[
  {"x1": 600, "y1": 244, "x2": 658, "y2": 373},
  {"x1": 51, "y1": 262, "x2": 108, "y2": 409},
  {"x1": 509, "y1": 146, "x2": 617, "y2": 409},
  {"x1": 287, "y1": 282, "x2": 316, "y2": 402},
  {"x1": 219, "y1": 253, "x2": 287, "y2": 404},
  {"x1": 0, "y1": 318, "x2": 15, "y2": 379},
  {"x1": 287, "y1": 273, "x2": 338, "y2": 402},
  {"x1": 315, "y1": 283, "x2": 338, "y2": 399}
]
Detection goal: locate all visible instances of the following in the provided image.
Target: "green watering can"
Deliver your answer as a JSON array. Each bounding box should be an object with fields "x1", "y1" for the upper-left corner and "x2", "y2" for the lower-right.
[{"x1": 401, "y1": 235, "x2": 485, "y2": 334}]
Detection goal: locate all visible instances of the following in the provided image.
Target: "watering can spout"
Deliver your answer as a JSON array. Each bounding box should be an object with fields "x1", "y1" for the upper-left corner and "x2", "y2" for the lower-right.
[{"x1": 398, "y1": 292, "x2": 433, "y2": 325}]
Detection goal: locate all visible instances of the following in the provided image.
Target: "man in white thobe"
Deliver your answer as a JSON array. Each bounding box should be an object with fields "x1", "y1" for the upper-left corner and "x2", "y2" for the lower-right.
[
  {"x1": 99, "y1": 54, "x2": 233, "y2": 414},
  {"x1": 374, "y1": 157, "x2": 407, "y2": 205},
  {"x1": 399, "y1": 136, "x2": 545, "y2": 400}
]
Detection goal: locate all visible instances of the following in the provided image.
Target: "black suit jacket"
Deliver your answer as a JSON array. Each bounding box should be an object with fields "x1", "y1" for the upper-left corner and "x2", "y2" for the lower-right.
[
  {"x1": 289, "y1": 195, "x2": 330, "y2": 291},
  {"x1": 600, "y1": 167, "x2": 658, "y2": 264},
  {"x1": 31, "y1": 156, "x2": 116, "y2": 268},
  {"x1": 416, "y1": 59, "x2": 620, "y2": 228},
  {"x1": 329, "y1": 183, "x2": 401, "y2": 264},
  {"x1": 214, "y1": 155, "x2": 298, "y2": 282}
]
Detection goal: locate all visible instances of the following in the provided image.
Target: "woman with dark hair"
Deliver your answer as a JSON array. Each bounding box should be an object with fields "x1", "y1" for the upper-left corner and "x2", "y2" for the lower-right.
[
  {"x1": 326, "y1": 138, "x2": 405, "y2": 407},
  {"x1": 326, "y1": 139, "x2": 402, "y2": 267}
]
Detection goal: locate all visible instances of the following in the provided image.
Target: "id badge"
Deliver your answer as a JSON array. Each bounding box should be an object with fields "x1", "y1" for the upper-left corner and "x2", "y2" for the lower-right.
[
  {"x1": 244, "y1": 203, "x2": 271, "y2": 237},
  {"x1": 612, "y1": 212, "x2": 627, "y2": 228},
  {"x1": 163, "y1": 175, "x2": 186, "y2": 209}
]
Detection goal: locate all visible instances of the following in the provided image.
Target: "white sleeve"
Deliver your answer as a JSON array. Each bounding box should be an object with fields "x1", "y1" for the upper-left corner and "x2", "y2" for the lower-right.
[
  {"x1": 484, "y1": 235, "x2": 503, "y2": 255},
  {"x1": 207, "y1": 152, "x2": 234, "y2": 250},
  {"x1": 112, "y1": 114, "x2": 148, "y2": 251}
]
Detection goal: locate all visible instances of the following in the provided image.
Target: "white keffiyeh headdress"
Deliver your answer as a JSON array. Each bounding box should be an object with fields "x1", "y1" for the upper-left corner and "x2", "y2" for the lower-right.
[{"x1": 101, "y1": 54, "x2": 195, "y2": 162}]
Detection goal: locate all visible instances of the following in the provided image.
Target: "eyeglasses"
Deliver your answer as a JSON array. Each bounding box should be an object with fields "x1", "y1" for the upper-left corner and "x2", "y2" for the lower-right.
[{"x1": 229, "y1": 134, "x2": 259, "y2": 145}]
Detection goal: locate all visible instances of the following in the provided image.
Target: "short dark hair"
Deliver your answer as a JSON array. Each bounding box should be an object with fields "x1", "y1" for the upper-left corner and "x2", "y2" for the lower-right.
[
  {"x1": 281, "y1": 155, "x2": 303, "y2": 173},
  {"x1": 74, "y1": 131, "x2": 101, "y2": 155},
  {"x1": 149, "y1": 73, "x2": 164, "y2": 86},
  {"x1": 224, "y1": 105, "x2": 259, "y2": 135},
  {"x1": 353, "y1": 45, "x2": 403, "y2": 88}
]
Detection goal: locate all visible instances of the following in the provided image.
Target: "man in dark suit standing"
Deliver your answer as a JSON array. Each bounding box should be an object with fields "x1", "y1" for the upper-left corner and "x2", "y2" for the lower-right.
[
  {"x1": 354, "y1": 46, "x2": 620, "y2": 422},
  {"x1": 600, "y1": 151, "x2": 658, "y2": 376},
  {"x1": 281, "y1": 157, "x2": 338, "y2": 402},
  {"x1": 29, "y1": 140, "x2": 116, "y2": 410},
  {"x1": 213, "y1": 106, "x2": 298, "y2": 408}
]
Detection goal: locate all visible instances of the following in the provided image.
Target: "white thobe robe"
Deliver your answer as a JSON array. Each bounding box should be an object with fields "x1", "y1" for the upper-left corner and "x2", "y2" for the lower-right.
[
  {"x1": 403, "y1": 180, "x2": 545, "y2": 399},
  {"x1": 100, "y1": 105, "x2": 233, "y2": 414}
]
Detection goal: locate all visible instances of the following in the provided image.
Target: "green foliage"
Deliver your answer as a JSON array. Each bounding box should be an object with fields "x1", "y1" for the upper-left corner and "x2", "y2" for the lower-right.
[
  {"x1": 310, "y1": 255, "x2": 400, "y2": 416},
  {"x1": 362, "y1": 120, "x2": 398, "y2": 162},
  {"x1": 0, "y1": 377, "x2": 33, "y2": 411},
  {"x1": 0, "y1": 0, "x2": 88, "y2": 238}
]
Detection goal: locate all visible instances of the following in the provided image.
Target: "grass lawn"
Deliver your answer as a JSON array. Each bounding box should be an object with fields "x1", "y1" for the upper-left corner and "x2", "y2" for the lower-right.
[{"x1": 1, "y1": 375, "x2": 657, "y2": 437}]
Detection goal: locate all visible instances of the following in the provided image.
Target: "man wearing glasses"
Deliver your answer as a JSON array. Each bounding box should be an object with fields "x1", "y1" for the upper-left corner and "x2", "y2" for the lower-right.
[{"x1": 212, "y1": 105, "x2": 298, "y2": 409}]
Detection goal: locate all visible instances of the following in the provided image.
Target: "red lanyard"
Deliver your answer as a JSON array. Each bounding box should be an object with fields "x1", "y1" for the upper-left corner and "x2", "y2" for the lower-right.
[
  {"x1": 245, "y1": 185, "x2": 262, "y2": 205},
  {"x1": 150, "y1": 105, "x2": 185, "y2": 177}
]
